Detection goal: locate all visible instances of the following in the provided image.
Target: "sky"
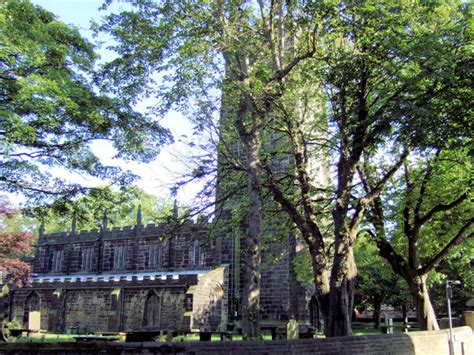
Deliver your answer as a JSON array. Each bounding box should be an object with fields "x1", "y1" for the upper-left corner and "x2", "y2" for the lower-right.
[{"x1": 28, "y1": 0, "x2": 203, "y2": 206}]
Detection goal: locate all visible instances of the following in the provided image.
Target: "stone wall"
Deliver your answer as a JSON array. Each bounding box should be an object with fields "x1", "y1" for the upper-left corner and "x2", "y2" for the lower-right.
[
  {"x1": 10, "y1": 267, "x2": 230, "y2": 334},
  {"x1": 188, "y1": 267, "x2": 228, "y2": 331},
  {"x1": 11, "y1": 284, "x2": 195, "y2": 333},
  {"x1": 17, "y1": 216, "x2": 310, "y2": 334},
  {"x1": 33, "y1": 222, "x2": 233, "y2": 275},
  {"x1": 122, "y1": 288, "x2": 188, "y2": 331},
  {"x1": 0, "y1": 327, "x2": 471, "y2": 355}
]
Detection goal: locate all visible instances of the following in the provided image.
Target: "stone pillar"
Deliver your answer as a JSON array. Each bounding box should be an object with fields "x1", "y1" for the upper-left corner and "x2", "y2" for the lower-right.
[
  {"x1": 136, "y1": 205, "x2": 143, "y2": 227},
  {"x1": 38, "y1": 218, "x2": 45, "y2": 239}
]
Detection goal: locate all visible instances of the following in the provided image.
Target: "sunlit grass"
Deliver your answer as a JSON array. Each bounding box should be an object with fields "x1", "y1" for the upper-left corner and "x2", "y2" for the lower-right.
[
  {"x1": 14, "y1": 333, "x2": 78, "y2": 343},
  {"x1": 12, "y1": 322, "x2": 418, "y2": 343}
]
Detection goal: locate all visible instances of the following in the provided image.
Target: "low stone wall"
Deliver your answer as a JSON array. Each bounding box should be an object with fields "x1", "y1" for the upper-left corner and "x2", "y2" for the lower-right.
[{"x1": 0, "y1": 327, "x2": 471, "y2": 355}]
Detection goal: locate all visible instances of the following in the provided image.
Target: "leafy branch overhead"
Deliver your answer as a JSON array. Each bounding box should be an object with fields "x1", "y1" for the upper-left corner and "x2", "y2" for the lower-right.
[{"x1": 0, "y1": 0, "x2": 172, "y2": 202}]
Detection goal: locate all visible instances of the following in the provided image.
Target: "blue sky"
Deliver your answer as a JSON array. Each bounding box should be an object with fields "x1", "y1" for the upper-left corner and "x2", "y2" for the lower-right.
[{"x1": 31, "y1": 1, "x2": 109, "y2": 32}]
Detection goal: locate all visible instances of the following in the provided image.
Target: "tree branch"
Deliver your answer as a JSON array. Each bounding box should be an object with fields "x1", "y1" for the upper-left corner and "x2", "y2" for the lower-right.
[
  {"x1": 419, "y1": 218, "x2": 474, "y2": 275},
  {"x1": 366, "y1": 229, "x2": 412, "y2": 280},
  {"x1": 419, "y1": 191, "x2": 469, "y2": 226},
  {"x1": 350, "y1": 150, "x2": 408, "y2": 231}
]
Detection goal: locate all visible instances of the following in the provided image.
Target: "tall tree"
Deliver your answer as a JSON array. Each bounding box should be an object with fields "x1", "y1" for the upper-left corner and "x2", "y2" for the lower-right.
[
  {"x1": 96, "y1": 0, "x2": 471, "y2": 337},
  {"x1": 0, "y1": 0, "x2": 171, "y2": 203},
  {"x1": 361, "y1": 148, "x2": 472, "y2": 330},
  {"x1": 259, "y1": 0, "x2": 471, "y2": 335},
  {"x1": 96, "y1": 0, "x2": 321, "y2": 338}
]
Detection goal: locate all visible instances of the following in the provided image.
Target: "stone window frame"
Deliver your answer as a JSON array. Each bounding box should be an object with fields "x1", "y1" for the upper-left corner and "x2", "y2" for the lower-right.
[
  {"x1": 81, "y1": 247, "x2": 94, "y2": 271},
  {"x1": 51, "y1": 249, "x2": 64, "y2": 273},
  {"x1": 110, "y1": 288, "x2": 121, "y2": 310},
  {"x1": 147, "y1": 242, "x2": 162, "y2": 269},
  {"x1": 188, "y1": 239, "x2": 204, "y2": 266},
  {"x1": 113, "y1": 245, "x2": 127, "y2": 270}
]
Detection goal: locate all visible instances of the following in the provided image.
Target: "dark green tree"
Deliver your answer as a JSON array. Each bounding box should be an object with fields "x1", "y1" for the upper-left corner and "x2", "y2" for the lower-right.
[
  {"x1": 95, "y1": 0, "x2": 322, "y2": 338},
  {"x1": 259, "y1": 0, "x2": 470, "y2": 335}
]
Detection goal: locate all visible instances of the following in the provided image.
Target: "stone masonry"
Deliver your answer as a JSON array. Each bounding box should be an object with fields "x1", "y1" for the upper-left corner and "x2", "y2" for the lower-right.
[{"x1": 10, "y1": 213, "x2": 310, "y2": 334}]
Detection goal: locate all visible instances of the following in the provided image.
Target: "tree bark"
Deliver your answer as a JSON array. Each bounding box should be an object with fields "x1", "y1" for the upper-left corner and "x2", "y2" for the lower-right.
[
  {"x1": 241, "y1": 150, "x2": 262, "y2": 340},
  {"x1": 237, "y1": 92, "x2": 263, "y2": 339},
  {"x1": 326, "y1": 242, "x2": 356, "y2": 337},
  {"x1": 373, "y1": 302, "x2": 382, "y2": 329},
  {"x1": 0, "y1": 283, "x2": 11, "y2": 342},
  {"x1": 326, "y1": 149, "x2": 358, "y2": 337},
  {"x1": 308, "y1": 243, "x2": 330, "y2": 332},
  {"x1": 408, "y1": 275, "x2": 439, "y2": 330}
]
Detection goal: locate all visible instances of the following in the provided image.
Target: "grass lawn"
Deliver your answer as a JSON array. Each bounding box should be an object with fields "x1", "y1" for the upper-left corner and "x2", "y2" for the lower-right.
[
  {"x1": 11, "y1": 322, "x2": 418, "y2": 343},
  {"x1": 13, "y1": 333, "x2": 80, "y2": 343},
  {"x1": 352, "y1": 321, "x2": 419, "y2": 336}
]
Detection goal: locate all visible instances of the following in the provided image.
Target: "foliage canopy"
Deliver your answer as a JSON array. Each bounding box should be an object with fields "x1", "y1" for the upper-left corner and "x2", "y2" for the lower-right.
[{"x1": 0, "y1": 0, "x2": 171, "y2": 203}]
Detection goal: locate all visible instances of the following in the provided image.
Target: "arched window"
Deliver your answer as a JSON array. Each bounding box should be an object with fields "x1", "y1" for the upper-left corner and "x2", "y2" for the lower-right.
[
  {"x1": 309, "y1": 295, "x2": 320, "y2": 330},
  {"x1": 142, "y1": 291, "x2": 161, "y2": 328}
]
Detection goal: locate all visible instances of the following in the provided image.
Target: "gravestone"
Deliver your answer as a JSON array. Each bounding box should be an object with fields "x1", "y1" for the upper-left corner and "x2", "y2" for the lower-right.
[
  {"x1": 287, "y1": 319, "x2": 299, "y2": 340},
  {"x1": 28, "y1": 311, "x2": 41, "y2": 332}
]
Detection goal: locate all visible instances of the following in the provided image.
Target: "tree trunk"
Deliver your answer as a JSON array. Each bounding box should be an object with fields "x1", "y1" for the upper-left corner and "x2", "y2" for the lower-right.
[
  {"x1": 326, "y1": 244, "x2": 356, "y2": 337},
  {"x1": 408, "y1": 275, "x2": 439, "y2": 330},
  {"x1": 241, "y1": 128, "x2": 262, "y2": 340},
  {"x1": 401, "y1": 304, "x2": 408, "y2": 326},
  {"x1": 373, "y1": 302, "x2": 382, "y2": 329}
]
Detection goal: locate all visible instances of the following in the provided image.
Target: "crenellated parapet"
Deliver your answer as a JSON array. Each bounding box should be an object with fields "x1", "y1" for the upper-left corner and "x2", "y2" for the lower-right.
[
  {"x1": 33, "y1": 217, "x2": 229, "y2": 278},
  {"x1": 38, "y1": 221, "x2": 208, "y2": 246}
]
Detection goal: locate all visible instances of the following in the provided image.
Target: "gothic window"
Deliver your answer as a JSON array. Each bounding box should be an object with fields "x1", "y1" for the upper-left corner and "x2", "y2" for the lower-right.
[
  {"x1": 147, "y1": 243, "x2": 162, "y2": 268},
  {"x1": 309, "y1": 296, "x2": 320, "y2": 330},
  {"x1": 81, "y1": 248, "x2": 94, "y2": 271},
  {"x1": 51, "y1": 250, "x2": 64, "y2": 273},
  {"x1": 142, "y1": 292, "x2": 161, "y2": 328},
  {"x1": 110, "y1": 289, "x2": 120, "y2": 311},
  {"x1": 113, "y1": 245, "x2": 126, "y2": 270},
  {"x1": 188, "y1": 239, "x2": 203, "y2": 266}
]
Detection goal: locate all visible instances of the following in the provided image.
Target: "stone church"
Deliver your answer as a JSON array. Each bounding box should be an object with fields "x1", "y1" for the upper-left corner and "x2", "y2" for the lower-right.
[
  {"x1": 8, "y1": 77, "x2": 326, "y2": 334},
  {"x1": 9, "y1": 207, "x2": 316, "y2": 334}
]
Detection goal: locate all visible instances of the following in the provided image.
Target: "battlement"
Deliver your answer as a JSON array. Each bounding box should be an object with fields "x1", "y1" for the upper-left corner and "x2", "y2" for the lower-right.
[{"x1": 39, "y1": 220, "x2": 209, "y2": 245}]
